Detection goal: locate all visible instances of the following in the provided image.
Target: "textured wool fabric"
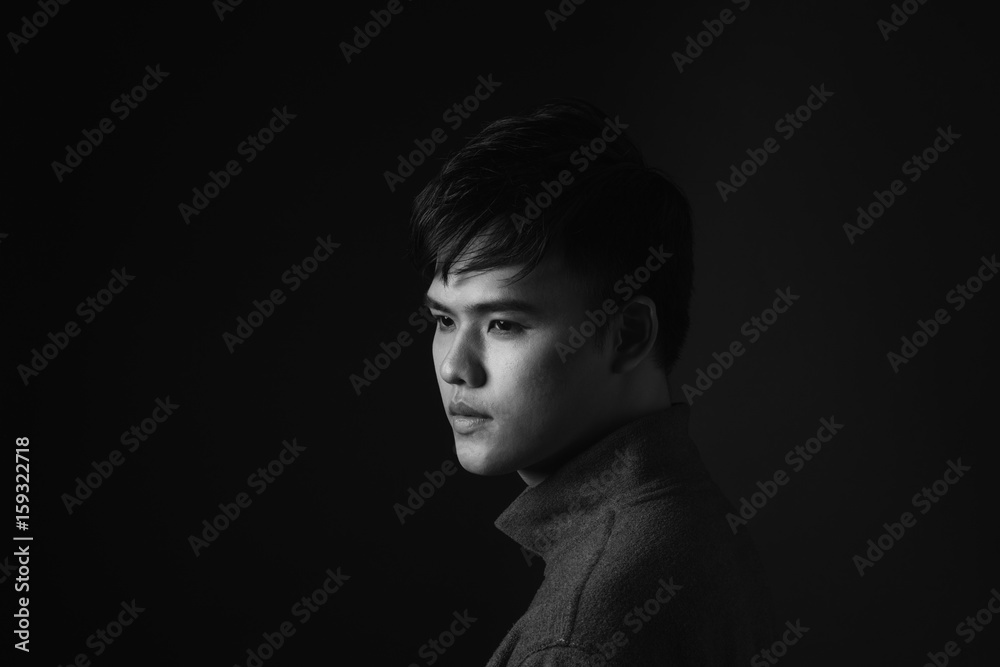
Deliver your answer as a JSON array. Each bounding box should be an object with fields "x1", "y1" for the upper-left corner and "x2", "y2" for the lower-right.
[{"x1": 487, "y1": 403, "x2": 776, "y2": 666}]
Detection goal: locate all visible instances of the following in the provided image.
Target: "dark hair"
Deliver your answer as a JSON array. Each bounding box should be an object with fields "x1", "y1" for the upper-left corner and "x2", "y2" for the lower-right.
[{"x1": 409, "y1": 98, "x2": 694, "y2": 375}]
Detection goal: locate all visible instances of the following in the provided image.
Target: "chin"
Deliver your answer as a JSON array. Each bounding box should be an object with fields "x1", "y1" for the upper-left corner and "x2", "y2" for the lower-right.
[{"x1": 455, "y1": 439, "x2": 517, "y2": 476}]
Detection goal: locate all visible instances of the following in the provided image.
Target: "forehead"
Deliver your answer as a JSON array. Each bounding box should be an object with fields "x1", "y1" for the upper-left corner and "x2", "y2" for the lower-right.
[{"x1": 425, "y1": 246, "x2": 586, "y2": 310}]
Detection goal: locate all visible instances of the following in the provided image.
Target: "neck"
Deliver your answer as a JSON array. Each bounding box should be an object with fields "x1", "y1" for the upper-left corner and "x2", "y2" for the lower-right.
[{"x1": 518, "y1": 368, "x2": 673, "y2": 487}]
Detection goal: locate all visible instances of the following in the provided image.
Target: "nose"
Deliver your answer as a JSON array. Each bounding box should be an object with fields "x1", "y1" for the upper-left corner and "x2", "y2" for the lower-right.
[{"x1": 439, "y1": 328, "x2": 485, "y2": 388}]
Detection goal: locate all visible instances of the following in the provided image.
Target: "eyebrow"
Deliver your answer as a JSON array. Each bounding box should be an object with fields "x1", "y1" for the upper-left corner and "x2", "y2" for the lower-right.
[{"x1": 423, "y1": 294, "x2": 542, "y2": 317}]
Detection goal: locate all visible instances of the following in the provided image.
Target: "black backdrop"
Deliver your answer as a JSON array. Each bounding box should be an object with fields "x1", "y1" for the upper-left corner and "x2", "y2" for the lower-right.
[{"x1": 4, "y1": 0, "x2": 998, "y2": 665}]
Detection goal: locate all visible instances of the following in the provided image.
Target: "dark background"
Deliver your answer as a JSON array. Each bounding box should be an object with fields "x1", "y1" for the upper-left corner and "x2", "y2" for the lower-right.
[{"x1": 4, "y1": 0, "x2": 998, "y2": 664}]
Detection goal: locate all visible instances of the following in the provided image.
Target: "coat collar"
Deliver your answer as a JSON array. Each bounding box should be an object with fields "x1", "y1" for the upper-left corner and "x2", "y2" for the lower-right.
[{"x1": 494, "y1": 403, "x2": 704, "y2": 559}]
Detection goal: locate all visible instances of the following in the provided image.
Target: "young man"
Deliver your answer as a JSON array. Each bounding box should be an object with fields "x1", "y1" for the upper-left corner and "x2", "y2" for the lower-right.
[{"x1": 410, "y1": 99, "x2": 775, "y2": 666}]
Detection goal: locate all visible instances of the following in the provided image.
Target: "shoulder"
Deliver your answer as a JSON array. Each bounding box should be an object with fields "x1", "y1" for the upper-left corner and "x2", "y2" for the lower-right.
[{"x1": 568, "y1": 485, "x2": 775, "y2": 651}]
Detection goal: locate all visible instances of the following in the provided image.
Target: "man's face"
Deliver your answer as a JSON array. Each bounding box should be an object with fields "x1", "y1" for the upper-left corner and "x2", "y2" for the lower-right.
[{"x1": 425, "y1": 246, "x2": 621, "y2": 479}]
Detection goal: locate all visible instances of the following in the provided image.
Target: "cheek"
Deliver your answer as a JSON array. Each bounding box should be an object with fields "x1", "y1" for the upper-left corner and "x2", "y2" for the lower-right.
[
  {"x1": 537, "y1": 345, "x2": 608, "y2": 411},
  {"x1": 498, "y1": 336, "x2": 585, "y2": 398}
]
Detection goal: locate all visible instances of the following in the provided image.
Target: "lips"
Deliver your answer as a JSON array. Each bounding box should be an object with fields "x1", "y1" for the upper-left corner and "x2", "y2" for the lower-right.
[
  {"x1": 448, "y1": 400, "x2": 490, "y2": 418},
  {"x1": 447, "y1": 400, "x2": 492, "y2": 436}
]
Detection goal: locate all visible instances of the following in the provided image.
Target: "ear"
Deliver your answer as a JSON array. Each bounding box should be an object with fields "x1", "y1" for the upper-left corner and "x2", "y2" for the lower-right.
[{"x1": 610, "y1": 296, "x2": 659, "y2": 373}]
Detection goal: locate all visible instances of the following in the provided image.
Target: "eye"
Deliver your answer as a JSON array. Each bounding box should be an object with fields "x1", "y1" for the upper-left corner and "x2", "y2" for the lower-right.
[
  {"x1": 434, "y1": 315, "x2": 454, "y2": 331},
  {"x1": 488, "y1": 320, "x2": 524, "y2": 335}
]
